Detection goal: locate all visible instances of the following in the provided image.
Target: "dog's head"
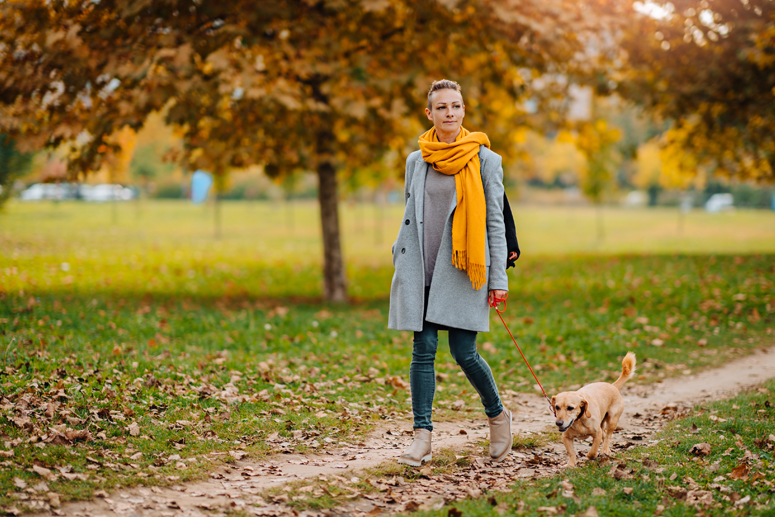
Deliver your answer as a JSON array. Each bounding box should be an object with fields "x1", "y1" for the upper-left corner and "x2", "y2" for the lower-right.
[{"x1": 552, "y1": 392, "x2": 591, "y2": 432}]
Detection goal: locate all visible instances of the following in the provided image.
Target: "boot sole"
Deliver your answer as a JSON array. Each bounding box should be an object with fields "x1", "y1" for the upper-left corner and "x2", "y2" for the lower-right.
[{"x1": 397, "y1": 454, "x2": 431, "y2": 467}]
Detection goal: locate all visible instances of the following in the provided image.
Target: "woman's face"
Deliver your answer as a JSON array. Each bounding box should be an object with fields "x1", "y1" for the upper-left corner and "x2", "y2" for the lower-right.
[{"x1": 425, "y1": 89, "x2": 465, "y2": 139}]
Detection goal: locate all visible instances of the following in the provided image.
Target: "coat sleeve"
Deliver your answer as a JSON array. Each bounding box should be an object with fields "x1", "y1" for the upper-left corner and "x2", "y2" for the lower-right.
[{"x1": 483, "y1": 152, "x2": 509, "y2": 291}]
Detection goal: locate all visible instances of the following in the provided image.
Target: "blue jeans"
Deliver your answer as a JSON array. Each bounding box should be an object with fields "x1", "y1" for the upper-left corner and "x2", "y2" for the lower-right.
[{"x1": 410, "y1": 297, "x2": 503, "y2": 431}]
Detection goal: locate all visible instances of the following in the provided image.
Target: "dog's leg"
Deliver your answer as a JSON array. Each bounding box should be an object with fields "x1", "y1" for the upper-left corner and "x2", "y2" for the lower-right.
[
  {"x1": 602, "y1": 410, "x2": 623, "y2": 456},
  {"x1": 587, "y1": 429, "x2": 603, "y2": 460},
  {"x1": 562, "y1": 434, "x2": 577, "y2": 467}
]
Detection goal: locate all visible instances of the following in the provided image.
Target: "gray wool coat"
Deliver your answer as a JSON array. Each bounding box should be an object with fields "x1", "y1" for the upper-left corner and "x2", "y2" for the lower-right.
[{"x1": 388, "y1": 145, "x2": 509, "y2": 333}]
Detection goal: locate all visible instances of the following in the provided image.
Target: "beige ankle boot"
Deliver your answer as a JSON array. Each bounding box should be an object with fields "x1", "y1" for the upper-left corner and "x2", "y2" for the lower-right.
[
  {"x1": 488, "y1": 408, "x2": 512, "y2": 462},
  {"x1": 398, "y1": 429, "x2": 432, "y2": 466}
]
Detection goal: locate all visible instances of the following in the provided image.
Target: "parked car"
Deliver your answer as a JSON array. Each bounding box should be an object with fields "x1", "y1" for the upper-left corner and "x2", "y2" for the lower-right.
[
  {"x1": 705, "y1": 193, "x2": 734, "y2": 213},
  {"x1": 20, "y1": 183, "x2": 135, "y2": 202},
  {"x1": 80, "y1": 184, "x2": 134, "y2": 202},
  {"x1": 20, "y1": 183, "x2": 75, "y2": 201}
]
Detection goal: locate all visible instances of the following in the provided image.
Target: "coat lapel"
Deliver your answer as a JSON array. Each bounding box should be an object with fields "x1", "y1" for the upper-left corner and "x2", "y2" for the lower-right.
[{"x1": 413, "y1": 158, "x2": 428, "y2": 252}]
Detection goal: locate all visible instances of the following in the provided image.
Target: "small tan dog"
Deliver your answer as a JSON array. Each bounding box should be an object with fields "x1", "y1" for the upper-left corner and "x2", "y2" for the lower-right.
[{"x1": 552, "y1": 352, "x2": 636, "y2": 467}]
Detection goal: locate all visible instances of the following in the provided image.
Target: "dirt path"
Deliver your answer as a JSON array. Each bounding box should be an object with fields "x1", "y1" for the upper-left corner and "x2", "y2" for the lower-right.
[{"x1": 37, "y1": 347, "x2": 775, "y2": 517}]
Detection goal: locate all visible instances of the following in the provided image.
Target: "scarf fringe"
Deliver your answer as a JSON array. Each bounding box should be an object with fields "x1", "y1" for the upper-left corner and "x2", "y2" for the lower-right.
[{"x1": 452, "y1": 250, "x2": 487, "y2": 291}]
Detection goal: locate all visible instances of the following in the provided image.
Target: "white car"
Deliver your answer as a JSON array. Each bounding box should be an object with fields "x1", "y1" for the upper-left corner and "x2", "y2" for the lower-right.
[
  {"x1": 705, "y1": 193, "x2": 734, "y2": 213},
  {"x1": 20, "y1": 183, "x2": 71, "y2": 201},
  {"x1": 80, "y1": 184, "x2": 134, "y2": 202}
]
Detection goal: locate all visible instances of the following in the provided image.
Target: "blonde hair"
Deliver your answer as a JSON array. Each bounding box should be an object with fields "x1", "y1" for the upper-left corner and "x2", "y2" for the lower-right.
[{"x1": 427, "y1": 79, "x2": 463, "y2": 110}]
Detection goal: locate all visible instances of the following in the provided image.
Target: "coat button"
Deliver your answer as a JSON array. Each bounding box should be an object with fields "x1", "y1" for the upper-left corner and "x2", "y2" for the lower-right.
[
  {"x1": 405, "y1": 219, "x2": 410, "y2": 225},
  {"x1": 406, "y1": 193, "x2": 410, "y2": 198},
  {"x1": 401, "y1": 248, "x2": 406, "y2": 254}
]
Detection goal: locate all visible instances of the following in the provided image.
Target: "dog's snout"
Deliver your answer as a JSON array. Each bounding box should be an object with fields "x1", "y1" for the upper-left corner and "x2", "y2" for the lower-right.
[{"x1": 555, "y1": 420, "x2": 564, "y2": 427}]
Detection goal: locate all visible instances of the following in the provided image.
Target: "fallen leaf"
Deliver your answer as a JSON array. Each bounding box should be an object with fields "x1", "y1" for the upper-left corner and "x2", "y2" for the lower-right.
[
  {"x1": 32, "y1": 465, "x2": 56, "y2": 480},
  {"x1": 388, "y1": 376, "x2": 409, "y2": 390},
  {"x1": 622, "y1": 487, "x2": 634, "y2": 495},
  {"x1": 404, "y1": 500, "x2": 420, "y2": 512},
  {"x1": 229, "y1": 450, "x2": 246, "y2": 460},
  {"x1": 685, "y1": 490, "x2": 714, "y2": 507},
  {"x1": 47, "y1": 493, "x2": 61, "y2": 508},
  {"x1": 729, "y1": 464, "x2": 749, "y2": 480},
  {"x1": 666, "y1": 486, "x2": 687, "y2": 500},
  {"x1": 582, "y1": 507, "x2": 599, "y2": 517},
  {"x1": 65, "y1": 428, "x2": 93, "y2": 442},
  {"x1": 592, "y1": 487, "x2": 606, "y2": 496},
  {"x1": 31, "y1": 481, "x2": 49, "y2": 493},
  {"x1": 127, "y1": 422, "x2": 140, "y2": 437},
  {"x1": 690, "y1": 443, "x2": 712, "y2": 456},
  {"x1": 734, "y1": 495, "x2": 751, "y2": 506}
]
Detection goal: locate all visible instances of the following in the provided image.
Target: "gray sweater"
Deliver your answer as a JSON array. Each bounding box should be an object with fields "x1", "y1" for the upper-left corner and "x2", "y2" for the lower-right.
[{"x1": 423, "y1": 167, "x2": 456, "y2": 286}]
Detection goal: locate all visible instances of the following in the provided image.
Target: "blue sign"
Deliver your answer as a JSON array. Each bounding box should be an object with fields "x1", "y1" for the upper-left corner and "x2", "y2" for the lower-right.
[{"x1": 191, "y1": 170, "x2": 213, "y2": 204}]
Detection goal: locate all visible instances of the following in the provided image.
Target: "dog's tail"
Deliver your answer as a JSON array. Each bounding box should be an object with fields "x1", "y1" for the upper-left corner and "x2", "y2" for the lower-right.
[{"x1": 613, "y1": 352, "x2": 637, "y2": 390}]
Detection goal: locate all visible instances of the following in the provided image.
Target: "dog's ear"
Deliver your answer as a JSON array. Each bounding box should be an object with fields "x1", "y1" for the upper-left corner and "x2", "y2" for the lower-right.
[
  {"x1": 580, "y1": 398, "x2": 591, "y2": 418},
  {"x1": 551, "y1": 396, "x2": 556, "y2": 407}
]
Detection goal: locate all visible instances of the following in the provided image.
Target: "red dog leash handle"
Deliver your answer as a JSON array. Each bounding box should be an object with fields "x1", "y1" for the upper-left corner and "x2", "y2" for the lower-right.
[
  {"x1": 489, "y1": 297, "x2": 556, "y2": 417},
  {"x1": 490, "y1": 296, "x2": 507, "y2": 314}
]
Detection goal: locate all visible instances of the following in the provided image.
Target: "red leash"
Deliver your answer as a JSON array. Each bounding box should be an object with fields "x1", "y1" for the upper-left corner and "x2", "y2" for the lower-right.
[{"x1": 490, "y1": 297, "x2": 556, "y2": 417}]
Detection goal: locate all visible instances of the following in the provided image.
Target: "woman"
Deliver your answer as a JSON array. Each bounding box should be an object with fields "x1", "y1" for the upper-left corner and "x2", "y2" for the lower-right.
[{"x1": 388, "y1": 79, "x2": 512, "y2": 466}]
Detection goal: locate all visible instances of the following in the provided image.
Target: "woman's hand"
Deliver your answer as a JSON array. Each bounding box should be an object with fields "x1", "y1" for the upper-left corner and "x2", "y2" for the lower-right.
[{"x1": 488, "y1": 289, "x2": 508, "y2": 308}]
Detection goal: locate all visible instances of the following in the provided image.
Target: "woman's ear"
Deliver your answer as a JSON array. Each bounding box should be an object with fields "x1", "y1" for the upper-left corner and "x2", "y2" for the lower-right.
[{"x1": 580, "y1": 398, "x2": 591, "y2": 418}]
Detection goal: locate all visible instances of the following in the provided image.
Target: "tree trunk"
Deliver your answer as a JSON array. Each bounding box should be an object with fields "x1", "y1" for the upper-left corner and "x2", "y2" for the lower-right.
[
  {"x1": 285, "y1": 195, "x2": 294, "y2": 232},
  {"x1": 317, "y1": 160, "x2": 348, "y2": 303},
  {"x1": 214, "y1": 190, "x2": 221, "y2": 240},
  {"x1": 374, "y1": 190, "x2": 383, "y2": 245},
  {"x1": 596, "y1": 203, "x2": 605, "y2": 244}
]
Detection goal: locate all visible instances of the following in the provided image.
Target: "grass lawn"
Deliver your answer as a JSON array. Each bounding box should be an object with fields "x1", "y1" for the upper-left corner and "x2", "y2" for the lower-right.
[{"x1": 0, "y1": 200, "x2": 773, "y2": 512}]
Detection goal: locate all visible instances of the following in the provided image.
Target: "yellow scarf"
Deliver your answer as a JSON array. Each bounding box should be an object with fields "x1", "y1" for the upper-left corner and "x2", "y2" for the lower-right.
[{"x1": 419, "y1": 126, "x2": 491, "y2": 290}]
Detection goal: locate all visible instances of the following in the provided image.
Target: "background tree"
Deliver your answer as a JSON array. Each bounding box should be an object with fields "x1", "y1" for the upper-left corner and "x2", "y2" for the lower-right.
[
  {"x1": 575, "y1": 119, "x2": 621, "y2": 242},
  {"x1": 620, "y1": 0, "x2": 775, "y2": 182},
  {"x1": 0, "y1": 135, "x2": 34, "y2": 209},
  {"x1": 0, "y1": 0, "x2": 624, "y2": 301}
]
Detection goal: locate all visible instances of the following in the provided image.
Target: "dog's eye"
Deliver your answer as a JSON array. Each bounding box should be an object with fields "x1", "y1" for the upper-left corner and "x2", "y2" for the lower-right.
[
  {"x1": 555, "y1": 406, "x2": 560, "y2": 411},
  {"x1": 567, "y1": 406, "x2": 574, "y2": 411}
]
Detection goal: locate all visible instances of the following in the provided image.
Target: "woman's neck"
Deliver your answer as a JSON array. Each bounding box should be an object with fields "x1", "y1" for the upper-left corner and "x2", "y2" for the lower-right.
[{"x1": 436, "y1": 127, "x2": 460, "y2": 144}]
